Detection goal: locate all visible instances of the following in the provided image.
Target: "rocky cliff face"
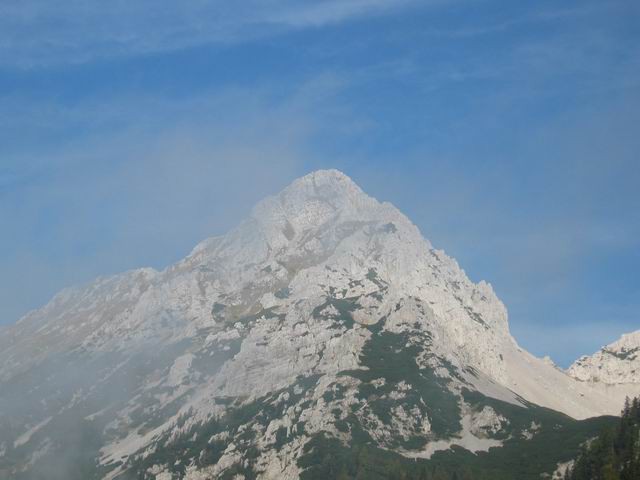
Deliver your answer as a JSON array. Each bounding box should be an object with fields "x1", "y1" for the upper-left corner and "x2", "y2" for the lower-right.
[
  {"x1": 568, "y1": 331, "x2": 640, "y2": 384},
  {"x1": 0, "y1": 170, "x2": 637, "y2": 480}
]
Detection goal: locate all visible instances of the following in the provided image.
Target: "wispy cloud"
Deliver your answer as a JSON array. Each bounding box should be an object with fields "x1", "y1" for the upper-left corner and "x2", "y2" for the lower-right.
[
  {"x1": 0, "y1": 73, "x2": 361, "y2": 324},
  {"x1": 266, "y1": 0, "x2": 422, "y2": 27},
  {"x1": 0, "y1": 0, "x2": 424, "y2": 68},
  {"x1": 421, "y1": 3, "x2": 606, "y2": 39}
]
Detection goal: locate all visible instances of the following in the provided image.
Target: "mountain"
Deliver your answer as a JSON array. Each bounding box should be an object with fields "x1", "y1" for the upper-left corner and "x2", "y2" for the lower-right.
[
  {"x1": 0, "y1": 169, "x2": 638, "y2": 480},
  {"x1": 568, "y1": 331, "x2": 640, "y2": 384}
]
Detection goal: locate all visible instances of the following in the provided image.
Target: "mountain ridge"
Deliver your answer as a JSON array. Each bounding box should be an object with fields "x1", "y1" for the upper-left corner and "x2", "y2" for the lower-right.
[
  {"x1": 568, "y1": 330, "x2": 640, "y2": 384},
  {"x1": 0, "y1": 169, "x2": 638, "y2": 480}
]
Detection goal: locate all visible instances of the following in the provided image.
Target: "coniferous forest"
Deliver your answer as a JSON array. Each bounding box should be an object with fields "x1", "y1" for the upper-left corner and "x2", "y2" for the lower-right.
[{"x1": 567, "y1": 396, "x2": 640, "y2": 480}]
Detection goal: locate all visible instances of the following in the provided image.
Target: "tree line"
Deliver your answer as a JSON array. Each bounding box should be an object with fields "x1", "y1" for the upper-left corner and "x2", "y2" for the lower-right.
[{"x1": 566, "y1": 396, "x2": 640, "y2": 480}]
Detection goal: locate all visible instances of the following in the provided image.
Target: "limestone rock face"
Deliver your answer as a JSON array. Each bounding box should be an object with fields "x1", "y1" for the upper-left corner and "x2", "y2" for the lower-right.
[
  {"x1": 568, "y1": 331, "x2": 640, "y2": 384},
  {"x1": 0, "y1": 169, "x2": 637, "y2": 479}
]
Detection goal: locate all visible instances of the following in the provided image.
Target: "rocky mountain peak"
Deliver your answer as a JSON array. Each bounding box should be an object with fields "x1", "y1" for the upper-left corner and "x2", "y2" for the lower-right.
[
  {"x1": 274, "y1": 169, "x2": 365, "y2": 204},
  {"x1": 1, "y1": 170, "x2": 639, "y2": 480},
  {"x1": 250, "y1": 169, "x2": 385, "y2": 241},
  {"x1": 184, "y1": 170, "x2": 430, "y2": 285},
  {"x1": 613, "y1": 331, "x2": 640, "y2": 351},
  {"x1": 568, "y1": 330, "x2": 640, "y2": 384},
  {"x1": 188, "y1": 170, "x2": 402, "y2": 262}
]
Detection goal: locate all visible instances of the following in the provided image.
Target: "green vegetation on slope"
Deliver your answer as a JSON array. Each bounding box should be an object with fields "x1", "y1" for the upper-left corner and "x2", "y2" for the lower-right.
[
  {"x1": 566, "y1": 396, "x2": 640, "y2": 480},
  {"x1": 298, "y1": 321, "x2": 616, "y2": 480},
  {"x1": 341, "y1": 325, "x2": 461, "y2": 442},
  {"x1": 298, "y1": 394, "x2": 614, "y2": 480}
]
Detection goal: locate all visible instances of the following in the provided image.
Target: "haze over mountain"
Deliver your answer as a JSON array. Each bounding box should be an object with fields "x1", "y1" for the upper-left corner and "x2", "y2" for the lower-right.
[
  {"x1": 3, "y1": 1, "x2": 639, "y2": 377},
  {"x1": 0, "y1": 170, "x2": 638, "y2": 480}
]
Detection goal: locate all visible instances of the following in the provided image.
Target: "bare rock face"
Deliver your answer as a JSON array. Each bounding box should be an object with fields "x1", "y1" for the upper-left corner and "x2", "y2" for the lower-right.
[
  {"x1": 0, "y1": 169, "x2": 637, "y2": 480},
  {"x1": 568, "y1": 331, "x2": 640, "y2": 384}
]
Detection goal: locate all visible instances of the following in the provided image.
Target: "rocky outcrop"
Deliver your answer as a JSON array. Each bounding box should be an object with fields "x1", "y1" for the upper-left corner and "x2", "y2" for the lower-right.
[{"x1": 568, "y1": 331, "x2": 640, "y2": 384}]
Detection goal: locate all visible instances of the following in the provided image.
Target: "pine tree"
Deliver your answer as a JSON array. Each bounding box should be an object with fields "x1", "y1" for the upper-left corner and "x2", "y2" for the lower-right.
[{"x1": 567, "y1": 395, "x2": 640, "y2": 480}]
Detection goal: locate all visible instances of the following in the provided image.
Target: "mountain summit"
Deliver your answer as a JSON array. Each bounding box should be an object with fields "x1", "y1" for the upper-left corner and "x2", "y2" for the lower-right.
[
  {"x1": 568, "y1": 331, "x2": 640, "y2": 384},
  {"x1": 0, "y1": 170, "x2": 638, "y2": 480}
]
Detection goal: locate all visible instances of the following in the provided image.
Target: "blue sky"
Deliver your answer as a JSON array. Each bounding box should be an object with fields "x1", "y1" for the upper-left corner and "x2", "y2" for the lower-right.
[{"x1": 1, "y1": 0, "x2": 638, "y2": 366}]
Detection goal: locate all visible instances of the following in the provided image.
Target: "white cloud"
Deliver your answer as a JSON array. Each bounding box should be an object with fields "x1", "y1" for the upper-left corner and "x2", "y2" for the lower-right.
[
  {"x1": 0, "y1": 0, "x2": 423, "y2": 68},
  {"x1": 266, "y1": 0, "x2": 419, "y2": 27},
  {"x1": 0, "y1": 73, "x2": 362, "y2": 324}
]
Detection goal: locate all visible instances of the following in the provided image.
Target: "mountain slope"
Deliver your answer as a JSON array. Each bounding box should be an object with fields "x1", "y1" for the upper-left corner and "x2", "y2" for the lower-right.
[{"x1": 0, "y1": 169, "x2": 637, "y2": 479}]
